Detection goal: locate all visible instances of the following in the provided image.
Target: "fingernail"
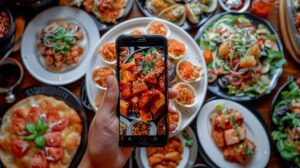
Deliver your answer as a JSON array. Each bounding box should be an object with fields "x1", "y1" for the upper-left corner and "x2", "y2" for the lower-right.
[{"x1": 107, "y1": 76, "x2": 114, "y2": 89}]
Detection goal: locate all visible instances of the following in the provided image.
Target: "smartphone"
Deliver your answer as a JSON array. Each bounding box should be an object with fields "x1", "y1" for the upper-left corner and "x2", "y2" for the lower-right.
[{"x1": 116, "y1": 35, "x2": 168, "y2": 147}]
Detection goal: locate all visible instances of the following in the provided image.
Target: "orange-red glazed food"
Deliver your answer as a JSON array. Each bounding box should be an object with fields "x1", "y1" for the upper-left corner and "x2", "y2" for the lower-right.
[
  {"x1": 146, "y1": 21, "x2": 169, "y2": 37},
  {"x1": 168, "y1": 39, "x2": 186, "y2": 58},
  {"x1": 131, "y1": 122, "x2": 151, "y2": 136},
  {"x1": 92, "y1": 67, "x2": 115, "y2": 89},
  {"x1": 99, "y1": 42, "x2": 116, "y2": 63},
  {"x1": 178, "y1": 60, "x2": 202, "y2": 82},
  {"x1": 174, "y1": 83, "x2": 196, "y2": 106},
  {"x1": 119, "y1": 47, "x2": 166, "y2": 122},
  {"x1": 210, "y1": 104, "x2": 256, "y2": 164},
  {"x1": 147, "y1": 136, "x2": 183, "y2": 168}
]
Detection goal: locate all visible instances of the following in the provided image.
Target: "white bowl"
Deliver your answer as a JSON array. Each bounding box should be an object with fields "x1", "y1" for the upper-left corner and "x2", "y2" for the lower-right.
[
  {"x1": 218, "y1": 0, "x2": 251, "y2": 13},
  {"x1": 172, "y1": 82, "x2": 197, "y2": 108},
  {"x1": 92, "y1": 66, "x2": 115, "y2": 90},
  {"x1": 145, "y1": 20, "x2": 171, "y2": 38},
  {"x1": 98, "y1": 42, "x2": 117, "y2": 65},
  {"x1": 176, "y1": 59, "x2": 203, "y2": 83},
  {"x1": 168, "y1": 39, "x2": 188, "y2": 60},
  {"x1": 169, "y1": 102, "x2": 183, "y2": 136}
]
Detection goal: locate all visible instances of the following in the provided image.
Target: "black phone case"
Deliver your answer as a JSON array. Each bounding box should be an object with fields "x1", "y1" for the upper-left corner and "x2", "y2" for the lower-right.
[{"x1": 116, "y1": 35, "x2": 169, "y2": 147}]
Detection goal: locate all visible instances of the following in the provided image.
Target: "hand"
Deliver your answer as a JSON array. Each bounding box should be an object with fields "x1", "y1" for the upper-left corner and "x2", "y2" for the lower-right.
[{"x1": 79, "y1": 76, "x2": 177, "y2": 168}]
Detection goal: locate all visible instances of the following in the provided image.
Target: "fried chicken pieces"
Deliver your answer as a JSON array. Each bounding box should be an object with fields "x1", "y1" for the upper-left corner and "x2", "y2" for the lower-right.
[{"x1": 147, "y1": 137, "x2": 183, "y2": 168}]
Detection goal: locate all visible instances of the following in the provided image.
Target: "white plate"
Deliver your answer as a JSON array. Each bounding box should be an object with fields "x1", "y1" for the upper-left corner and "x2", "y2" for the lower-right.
[
  {"x1": 85, "y1": 18, "x2": 208, "y2": 134},
  {"x1": 196, "y1": 99, "x2": 271, "y2": 168},
  {"x1": 135, "y1": 127, "x2": 198, "y2": 168},
  {"x1": 21, "y1": 6, "x2": 99, "y2": 85}
]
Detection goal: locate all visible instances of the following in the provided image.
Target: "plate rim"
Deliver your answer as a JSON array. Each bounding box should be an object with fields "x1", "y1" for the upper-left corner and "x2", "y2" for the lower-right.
[
  {"x1": 21, "y1": 6, "x2": 100, "y2": 85},
  {"x1": 194, "y1": 11, "x2": 284, "y2": 102},
  {"x1": 0, "y1": 85, "x2": 89, "y2": 168},
  {"x1": 194, "y1": 97, "x2": 272, "y2": 168}
]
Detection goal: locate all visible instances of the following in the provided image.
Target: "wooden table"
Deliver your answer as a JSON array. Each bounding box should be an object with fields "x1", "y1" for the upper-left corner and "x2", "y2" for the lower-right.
[{"x1": 1, "y1": 1, "x2": 300, "y2": 168}]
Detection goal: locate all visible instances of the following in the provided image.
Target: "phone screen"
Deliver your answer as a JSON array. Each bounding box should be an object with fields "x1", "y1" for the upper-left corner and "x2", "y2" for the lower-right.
[{"x1": 116, "y1": 35, "x2": 168, "y2": 147}]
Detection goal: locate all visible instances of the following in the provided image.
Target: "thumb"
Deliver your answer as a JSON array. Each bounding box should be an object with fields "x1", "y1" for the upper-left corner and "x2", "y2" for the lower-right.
[{"x1": 96, "y1": 75, "x2": 119, "y2": 115}]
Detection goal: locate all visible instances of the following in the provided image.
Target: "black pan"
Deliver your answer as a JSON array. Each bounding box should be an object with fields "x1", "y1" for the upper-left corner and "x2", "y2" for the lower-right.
[{"x1": 0, "y1": 85, "x2": 88, "y2": 168}]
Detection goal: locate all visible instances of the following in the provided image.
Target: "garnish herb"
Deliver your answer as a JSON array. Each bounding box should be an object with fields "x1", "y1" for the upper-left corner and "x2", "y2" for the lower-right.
[{"x1": 23, "y1": 119, "x2": 48, "y2": 149}]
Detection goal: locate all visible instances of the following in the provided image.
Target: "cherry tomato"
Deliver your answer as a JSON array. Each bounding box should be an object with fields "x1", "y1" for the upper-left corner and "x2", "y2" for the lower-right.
[
  {"x1": 28, "y1": 107, "x2": 43, "y2": 123},
  {"x1": 46, "y1": 109, "x2": 60, "y2": 123},
  {"x1": 208, "y1": 70, "x2": 217, "y2": 83},
  {"x1": 11, "y1": 140, "x2": 30, "y2": 158},
  {"x1": 45, "y1": 147, "x2": 63, "y2": 162},
  {"x1": 203, "y1": 50, "x2": 213, "y2": 63},
  {"x1": 12, "y1": 117, "x2": 27, "y2": 135},
  {"x1": 31, "y1": 151, "x2": 48, "y2": 168},
  {"x1": 45, "y1": 132, "x2": 61, "y2": 147},
  {"x1": 52, "y1": 118, "x2": 69, "y2": 131}
]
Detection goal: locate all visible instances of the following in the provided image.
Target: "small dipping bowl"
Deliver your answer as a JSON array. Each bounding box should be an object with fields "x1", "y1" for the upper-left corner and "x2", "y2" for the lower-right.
[{"x1": 0, "y1": 58, "x2": 24, "y2": 103}]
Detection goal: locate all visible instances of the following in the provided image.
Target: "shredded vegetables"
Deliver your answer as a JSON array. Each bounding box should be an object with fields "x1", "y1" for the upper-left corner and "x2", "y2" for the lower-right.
[
  {"x1": 37, "y1": 19, "x2": 85, "y2": 72},
  {"x1": 197, "y1": 14, "x2": 286, "y2": 97},
  {"x1": 272, "y1": 78, "x2": 300, "y2": 167}
]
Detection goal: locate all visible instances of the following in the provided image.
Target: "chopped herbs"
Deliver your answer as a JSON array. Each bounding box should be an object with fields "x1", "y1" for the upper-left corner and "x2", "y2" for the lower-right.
[{"x1": 182, "y1": 130, "x2": 193, "y2": 148}]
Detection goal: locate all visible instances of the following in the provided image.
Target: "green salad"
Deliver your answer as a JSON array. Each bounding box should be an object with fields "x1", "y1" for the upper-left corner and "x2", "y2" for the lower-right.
[
  {"x1": 272, "y1": 77, "x2": 300, "y2": 167},
  {"x1": 197, "y1": 14, "x2": 286, "y2": 97}
]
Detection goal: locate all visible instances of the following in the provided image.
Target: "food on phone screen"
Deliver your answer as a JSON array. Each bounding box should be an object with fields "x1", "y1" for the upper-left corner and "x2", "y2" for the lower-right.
[
  {"x1": 157, "y1": 105, "x2": 181, "y2": 135},
  {"x1": 120, "y1": 47, "x2": 166, "y2": 122}
]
